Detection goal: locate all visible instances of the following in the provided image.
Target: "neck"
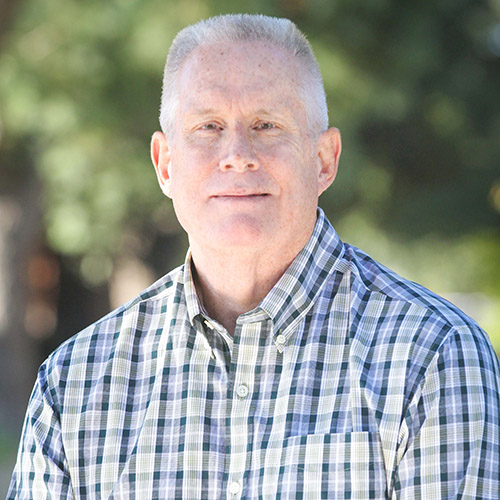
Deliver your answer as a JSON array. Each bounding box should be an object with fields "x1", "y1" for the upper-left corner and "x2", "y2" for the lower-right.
[{"x1": 190, "y1": 239, "x2": 308, "y2": 336}]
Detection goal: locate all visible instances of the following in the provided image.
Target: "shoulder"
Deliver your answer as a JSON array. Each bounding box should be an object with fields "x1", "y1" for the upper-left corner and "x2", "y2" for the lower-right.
[
  {"x1": 340, "y1": 242, "x2": 499, "y2": 389},
  {"x1": 38, "y1": 265, "x2": 185, "y2": 407},
  {"x1": 337, "y1": 244, "x2": 500, "y2": 438},
  {"x1": 344, "y1": 242, "x2": 481, "y2": 330}
]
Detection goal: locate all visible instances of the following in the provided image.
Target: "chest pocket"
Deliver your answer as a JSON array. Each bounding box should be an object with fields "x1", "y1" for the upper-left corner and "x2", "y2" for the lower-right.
[{"x1": 258, "y1": 432, "x2": 388, "y2": 499}]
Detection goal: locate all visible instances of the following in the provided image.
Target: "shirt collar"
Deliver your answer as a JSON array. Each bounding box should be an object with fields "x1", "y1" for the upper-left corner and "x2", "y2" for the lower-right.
[
  {"x1": 256, "y1": 207, "x2": 345, "y2": 339},
  {"x1": 182, "y1": 208, "x2": 345, "y2": 339},
  {"x1": 183, "y1": 249, "x2": 206, "y2": 326}
]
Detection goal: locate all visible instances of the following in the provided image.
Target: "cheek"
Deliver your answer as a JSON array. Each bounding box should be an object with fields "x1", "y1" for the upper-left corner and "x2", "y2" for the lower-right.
[
  {"x1": 256, "y1": 135, "x2": 303, "y2": 156},
  {"x1": 168, "y1": 165, "x2": 196, "y2": 207},
  {"x1": 267, "y1": 147, "x2": 318, "y2": 191},
  {"x1": 182, "y1": 136, "x2": 221, "y2": 162}
]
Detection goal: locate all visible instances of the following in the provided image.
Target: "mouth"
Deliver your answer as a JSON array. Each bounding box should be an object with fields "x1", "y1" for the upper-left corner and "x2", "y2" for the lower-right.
[
  {"x1": 216, "y1": 193, "x2": 268, "y2": 197},
  {"x1": 210, "y1": 193, "x2": 271, "y2": 207},
  {"x1": 212, "y1": 192, "x2": 270, "y2": 200}
]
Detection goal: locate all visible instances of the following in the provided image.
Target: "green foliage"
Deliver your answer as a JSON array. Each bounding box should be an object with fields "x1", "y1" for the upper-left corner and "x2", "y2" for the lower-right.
[{"x1": 1, "y1": 0, "x2": 499, "y2": 345}]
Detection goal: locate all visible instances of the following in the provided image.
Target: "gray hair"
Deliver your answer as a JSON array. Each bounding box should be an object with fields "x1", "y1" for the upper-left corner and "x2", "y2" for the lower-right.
[{"x1": 159, "y1": 14, "x2": 328, "y2": 137}]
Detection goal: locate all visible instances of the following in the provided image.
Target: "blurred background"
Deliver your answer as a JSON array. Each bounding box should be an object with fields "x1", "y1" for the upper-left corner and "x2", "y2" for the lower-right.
[{"x1": 1, "y1": 0, "x2": 499, "y2": 494}]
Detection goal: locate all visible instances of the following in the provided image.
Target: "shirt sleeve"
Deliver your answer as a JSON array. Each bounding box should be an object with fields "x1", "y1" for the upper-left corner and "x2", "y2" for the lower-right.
[
  {"x1": 6, "y1": 363, "x2": 74, "y2": 500},
  {"x1": 394, "y1": 325, "x2": 500, "y2": 499}
]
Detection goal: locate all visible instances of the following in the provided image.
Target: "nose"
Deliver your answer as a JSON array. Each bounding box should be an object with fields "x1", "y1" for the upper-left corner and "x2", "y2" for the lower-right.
[{"x1": 219, "y1": 127, "x2": 260, "y2": 172}]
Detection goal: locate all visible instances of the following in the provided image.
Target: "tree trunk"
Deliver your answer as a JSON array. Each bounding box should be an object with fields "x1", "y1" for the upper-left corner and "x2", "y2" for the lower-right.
[{"x1": 0, "y1": 167, "x2": 43, "y2": 437}]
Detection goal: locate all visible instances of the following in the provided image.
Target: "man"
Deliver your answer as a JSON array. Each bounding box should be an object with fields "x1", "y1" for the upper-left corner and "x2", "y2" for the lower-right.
[{"x1": 7, "y1": 13, "x2": 500, "y2": 500}]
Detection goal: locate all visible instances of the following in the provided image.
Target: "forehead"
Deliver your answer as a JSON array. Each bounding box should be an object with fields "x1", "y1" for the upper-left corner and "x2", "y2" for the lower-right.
[
  {"x1": 176, "y1": 40, "x2": 304, "y2": 112},
  {"x1": 184, "y1": 39, "x2": 296, "y2": 72}
]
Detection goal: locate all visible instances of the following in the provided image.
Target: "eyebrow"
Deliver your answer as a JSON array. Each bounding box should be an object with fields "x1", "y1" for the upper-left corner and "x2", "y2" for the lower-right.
[
  {"x1": 185, "y1": 108, "x2": 218, "y2": 117},
  {"x1": 184, "y1": 107, "x2": 293, "y2": 120}
]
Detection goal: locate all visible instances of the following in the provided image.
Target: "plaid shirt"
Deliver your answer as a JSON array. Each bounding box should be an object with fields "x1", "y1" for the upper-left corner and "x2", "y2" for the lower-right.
[{"x1": 8, "y1": 209, "x2": 500, "y2": 499}]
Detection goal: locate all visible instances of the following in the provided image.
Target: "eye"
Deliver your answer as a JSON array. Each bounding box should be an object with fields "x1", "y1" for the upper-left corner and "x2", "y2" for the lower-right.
[
  {"x1": 200, "y1": 123, "x2": 221, "y2": 131},
  {"x1": 254, "y1": 122, "x2": 276, "y2": 130}
]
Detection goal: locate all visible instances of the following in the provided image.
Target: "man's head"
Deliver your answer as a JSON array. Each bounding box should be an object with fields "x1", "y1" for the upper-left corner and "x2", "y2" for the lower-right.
[
  {"x1": 151, "y1": 14, "x2": 341, "y2": 261},
  {"x1": 159, "y1": 14, "x2": 328, "y2": 139}
]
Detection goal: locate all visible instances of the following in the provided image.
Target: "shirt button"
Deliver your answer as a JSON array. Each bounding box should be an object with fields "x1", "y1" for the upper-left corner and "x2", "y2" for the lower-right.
[
  {"x1": 276, "y1": 334, "x2": 286, "y2": 346},
  {"x1": 229, "y1": 481, "x2": 241, "y2": 495},
  {"x1": 236, "y1": 384, "x2": 249, "y2": 399}
]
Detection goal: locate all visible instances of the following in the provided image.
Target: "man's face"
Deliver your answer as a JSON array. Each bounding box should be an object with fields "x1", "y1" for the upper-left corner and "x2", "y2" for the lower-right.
[{"x1": 152, "y1": 40, "x2": 340, "y2": 256}]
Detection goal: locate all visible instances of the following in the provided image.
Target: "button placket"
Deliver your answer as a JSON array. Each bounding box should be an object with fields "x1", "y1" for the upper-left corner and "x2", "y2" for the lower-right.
[
  {"x1": 226, "y1": 321, "x2": 262, "y2": 499},
  {"x1": 229, "y1": 481, "x2": 242, "y2": 496},
  {"x1": 275, "y1": 332, "x2": 287, "y2": 352},
  {"x1": 236, "y1": 383, "x2": 249, "y2": 399}
]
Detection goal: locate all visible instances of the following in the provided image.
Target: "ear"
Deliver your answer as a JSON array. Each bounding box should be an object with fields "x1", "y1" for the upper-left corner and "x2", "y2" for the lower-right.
[
  {"x1": 151, "y1": 131, "x2": 172, "y2": 198},
  {"x1": 317, "y1": 127, "x2": 342, "y2": 196}
]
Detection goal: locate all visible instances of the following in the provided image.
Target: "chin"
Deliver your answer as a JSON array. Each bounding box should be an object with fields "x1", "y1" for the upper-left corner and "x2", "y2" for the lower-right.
[{"x1": 206, "y1": 219, "x2": 271, "y2": 249}]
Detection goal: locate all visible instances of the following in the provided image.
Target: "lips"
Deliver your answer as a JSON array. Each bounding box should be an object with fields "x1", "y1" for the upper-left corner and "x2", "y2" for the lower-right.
[
  {"x1": 212, "y1": 194, "x2": 270, "y2": 204},
  {"x1": 215, "y1": 193, "x2": 268, "y2": 198},
  {"x1": 212, "y1": 189, "x2": 269, "y2": 197},
  {"x1": 211, "y1": 188, "x2": 271, "y2": 199}
]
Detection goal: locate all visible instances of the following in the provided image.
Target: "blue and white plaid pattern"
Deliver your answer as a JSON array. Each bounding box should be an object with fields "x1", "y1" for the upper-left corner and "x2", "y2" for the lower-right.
[{"x1": 8, "y1": 209, "x2": 500, "y2": 499}]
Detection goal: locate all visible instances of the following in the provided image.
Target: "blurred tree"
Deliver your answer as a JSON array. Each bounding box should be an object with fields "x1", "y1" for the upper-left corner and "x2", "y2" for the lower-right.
[
  {"x1": 0, "y1": 148, "x2": 41, "y2": 438},
  {"x1": 0, "y1": 1, "x2": 500, "y2": 485}
]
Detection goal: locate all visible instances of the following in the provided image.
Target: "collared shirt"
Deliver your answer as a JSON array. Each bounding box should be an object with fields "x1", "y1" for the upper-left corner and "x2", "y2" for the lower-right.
[{"x1": 7, "y1": 209, "x2": 500, "y2": 499}]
